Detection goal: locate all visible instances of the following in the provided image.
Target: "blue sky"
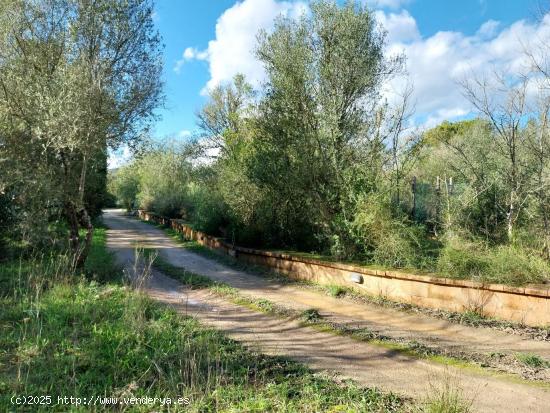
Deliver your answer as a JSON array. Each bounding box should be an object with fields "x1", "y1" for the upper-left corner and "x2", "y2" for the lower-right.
[{"x1": 109, "y1": 0, "x2": 549, "y2": 166}]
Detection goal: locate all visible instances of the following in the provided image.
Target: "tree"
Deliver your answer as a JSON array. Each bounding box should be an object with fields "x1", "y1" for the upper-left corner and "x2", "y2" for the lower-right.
[
  {"x1": 108, "y1": 165, "x2": 140, "y2": 211},
  {"x1": 196, "y1": 74, "x2": 254, "y2": 157},
  {"x1": 0, "y1": 0, "x2": 162, "y2": 265},
  {"x1": 461, "y1": 75, "x2": 534, "y2": 241},
  {"x1": 417, "y1": 119, "x2": 508, "y2": 240},
  {"x1": 249, "y1": 0, "x2": 403, "y2": 250}
]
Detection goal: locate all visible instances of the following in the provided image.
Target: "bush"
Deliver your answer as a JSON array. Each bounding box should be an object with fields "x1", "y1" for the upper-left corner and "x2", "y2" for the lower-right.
[
  {"x1": 488, "y1": 245, "x2": 550, "y2": 285},
  {"x1": 351, "y1": 195, "x2": 424, "y2": 268},
  {"x1": 187, "y1": 182, "x2": 228, "y2": 235},
  {"x1": 437, "y1": 235, "x2": 550, "y2": 285},
  {"x1": 437, "y1": 237, "x2": 491, "y2": 280},
  {"x1": 371, "y1": 230, "x2": 421, "y2": 268}
]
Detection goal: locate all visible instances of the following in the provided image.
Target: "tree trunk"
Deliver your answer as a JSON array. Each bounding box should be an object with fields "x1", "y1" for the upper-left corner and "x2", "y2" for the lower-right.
[
  {"x1": 76, "y1": 206, "x2": 94, "y2": 268},
  {"x1": 65, "y1": 201, "x2": 80, "y2": 258},
  {"x1": 64, "y1": 201, "x2": 94, "y2": 269},
  {"x1": 507, "y1": 190, "x2": 515, "y2": 241}
]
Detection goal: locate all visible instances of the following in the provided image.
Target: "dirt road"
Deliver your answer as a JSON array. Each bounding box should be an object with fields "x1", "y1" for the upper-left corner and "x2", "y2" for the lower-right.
[{"x1": 104, "y1": 209, "x2": 550, "y2": 412}]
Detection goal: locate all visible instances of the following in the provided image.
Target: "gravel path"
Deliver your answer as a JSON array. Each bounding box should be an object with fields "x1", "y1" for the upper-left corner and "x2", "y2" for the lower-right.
[{"x1": 104, "y1": 209, "x2": 550, "y2": 412}]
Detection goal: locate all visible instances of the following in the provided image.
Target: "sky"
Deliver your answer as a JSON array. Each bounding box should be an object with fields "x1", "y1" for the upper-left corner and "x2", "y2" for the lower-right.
[{"x1": 109, "y1": 0, "x2": 550, "y2": 167}]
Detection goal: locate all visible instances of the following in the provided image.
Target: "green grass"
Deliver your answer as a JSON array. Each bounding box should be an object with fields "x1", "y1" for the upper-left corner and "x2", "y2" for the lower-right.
[
  {"x1": 437, "y1": 238, "x2": 550, "y2": 286},
  {"x1": 0, "y1": 225, "x2": 404, "y2": 412},
  {"x1": 422, "y1": 378, "x2": 473, "y2": 413},
  {"x1": 515, "y1": 353, "x2": 550, "y2": 369},
  {"x1": 147, "y1": 251, "x2": 550, "y2": 390},
  {"x1": 326, "y1": 285, "x2": 348, "y2": 298},
  {"x1": 83, "y1": 225, "x2": 123, "y2": 283},
  {"x1": 301, "y1": 308, "x2": 322, "y2": 322}
]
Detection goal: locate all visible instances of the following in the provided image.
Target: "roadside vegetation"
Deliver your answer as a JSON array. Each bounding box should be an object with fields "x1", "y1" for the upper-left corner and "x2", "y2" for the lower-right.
[
  {"x1": 0, "y1": 0, "x2": 162, "y2": 266},
  {"x1": 109, "y1": 1, "x2": 550, "y2": 286},
  {"x1": 3, "y1": 0, "x2": 547, "y2": 411},
  {"x1": 1, "y1": 224, "x2": 410, "y2": 412}
]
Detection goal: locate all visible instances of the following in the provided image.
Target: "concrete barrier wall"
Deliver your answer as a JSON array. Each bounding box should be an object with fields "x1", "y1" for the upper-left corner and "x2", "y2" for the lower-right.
[{"x1": 138, "y1": 210, "x2": 550, "y2": 327}]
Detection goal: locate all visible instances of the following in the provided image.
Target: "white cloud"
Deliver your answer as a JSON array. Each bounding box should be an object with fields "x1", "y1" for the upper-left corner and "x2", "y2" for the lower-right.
[
  {"x1": 178, "y1": 129, "x2": 192, "y2": 138},
  {"x1": 181, "y1": 1, "x2": 550, "y2": 129},
  {"x1": 174, "y1": 47, "x2": 209, "y2": 74},
  {"x1": 375, "y1": 10, "x2": 420, "y2": 43},
  {"x1": 184, "y1": 47, "x2": 209, "y2": 61},
  {"x1": 383, "y1": 12, "x2": 550, "y2": 128},
  {"x1": 176, "y1": 0, "x2": 307, "y2": 92},
  {"x1": 367, "y1": 0, "x2": 411, "y2": 9},
  {"x1": 423, "y1": 108, "x2": 470, "y2": 129},
  {"x1": 476, "y1": 19, "x2": 500, "y2": 38}
]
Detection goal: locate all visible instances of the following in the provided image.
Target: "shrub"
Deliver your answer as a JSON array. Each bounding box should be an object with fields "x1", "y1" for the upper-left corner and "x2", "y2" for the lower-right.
[
  {"x1": 436, "y1": 236, "x2": 491, "y2": 280},
  {"x1": 488, "y1": 245, "x2": 550, "y2": 285},
  {"x1": 351, "y1": 194, "x2": 424, "y2": 268},
  {"x1": 326, "y1": 285, "x2": 347, "y2": 297},
  {"x1": 372, "y1": 229, "x2": 421, "y2": 268},
  {"x1": 515, "y1": 353, "x2": 549, "y2": 368},
  {"x1": 437, "y1": 235, "x2": 550, "y2": 285},
  {"x1": 187, "y1": 182, "x2": 228, "y2": 235}
]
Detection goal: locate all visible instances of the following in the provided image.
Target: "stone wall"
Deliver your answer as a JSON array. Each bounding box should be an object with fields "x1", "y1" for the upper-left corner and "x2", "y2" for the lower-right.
[{"x1": 138, "y1": 210, "x2": 550, "y2": 327}]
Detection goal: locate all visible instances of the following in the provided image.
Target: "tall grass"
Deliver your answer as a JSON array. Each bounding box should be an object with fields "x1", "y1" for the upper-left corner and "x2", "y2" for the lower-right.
[
  {"x1": 422, "y1": 373, "x2": 473, "y2": 413},
  {"x1": 437, "y1": 236, "x2": 550, "y2": 285}
]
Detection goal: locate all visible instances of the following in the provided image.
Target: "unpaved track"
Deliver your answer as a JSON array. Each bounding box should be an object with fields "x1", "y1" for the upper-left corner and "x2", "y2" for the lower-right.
[{"x1": 104, "y1": 209, "x2": 550, "y2": 412}]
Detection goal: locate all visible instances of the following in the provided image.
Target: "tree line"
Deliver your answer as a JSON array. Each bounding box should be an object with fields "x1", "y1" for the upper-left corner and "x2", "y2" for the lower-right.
[
  {"x1": 111, "y1": 1, "x2": 550, "y2": 285},
  {"x1": 2, "y1": 0, "x2": 547, "y2": 286}
]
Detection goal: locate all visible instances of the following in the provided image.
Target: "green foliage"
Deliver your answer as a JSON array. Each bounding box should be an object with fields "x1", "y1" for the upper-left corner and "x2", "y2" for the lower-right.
[
  {"x1": 515, "y1": 353, "x2": 550, "y2": 368},
  {"x1": 108, "y1": 166, "x2": 140, "y2": 211},
  {"x1": 243, "y1": 0, "x2": 400, "y2": 251},
  {"x1": 423, "y1": 389, "x2": 472, "y2": 413},
  {"x1": 0, "y1": 191, "x2": 16, "y2": 259},
  {"x1": 437, "y1": 235, "x2": 550, "y2": 285},
  {"x1": 421, "y1": 373, "x2": 472, "y2": 413},
  {"x1": 0, "y1": 0, "x2": 162, "y2": 263},
  {"x1": 301, "y1": 308, "x2": 322, "y2": 322},
  {"x1": 109, "y1": 1, "x2": 550, "y2": 287},
  {"x1": 326, "y1": 285, "x2": 347, "y2": 298},
  {"x1": 109, "y1": 143, "x2": 199, "y2": 218},
  {"x1": 0, "y1": 280, "x2": 403, "y2": 412},
  {"x1": 351, "y1": 195, "x2": 426, "y2": 267},
  {"x1": 185, "y1": 176, "x2": 229, "y2": 235},
  {"x1": 421, "y1": 119, "x2": 485, "y2": 147},
  {"x1": 436, "y1": 236, "x2": 491, "y2": 280},
  {"x1": 83, "y1": 227, "x2": 122, "y2": 283},
  {"x1": 135, "y1": 145, "x2": 194, "y2": 218}
]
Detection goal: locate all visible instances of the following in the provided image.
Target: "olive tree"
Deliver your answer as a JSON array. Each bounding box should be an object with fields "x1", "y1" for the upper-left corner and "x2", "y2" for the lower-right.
[
  {"x1": 249, "y1": 0, "x2": 403, "y2": 251},
  {"x1": 196, "y1": 74, "x2": 254, "y2": 157},
  {"x1": 0, "y1": 0, "x2": 162, "y2": 264}
]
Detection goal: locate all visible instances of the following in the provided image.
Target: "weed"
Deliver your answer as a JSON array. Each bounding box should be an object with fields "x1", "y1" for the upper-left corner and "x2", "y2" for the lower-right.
[
  {"x1": 516, "y1": 353, "x2": 550, "y2": 369},
  {"x1": 326, "y1": 284, "x2": 347, "y2": 297},
  {"x1": 459, "y1": 310, "x2": 485, "y2": 325},
  {"x1": 301, "y1": 308, "x2": 322, "y2": 322},
  {"x1": 83, "y1": 226, "x2": 122, "y2": 283},
  {"x1": 255, "y1": 298, "x2": 275, "y2": 312},
  {"x1": 422, "y1": 373, "x2": 473, "y2": 413}
]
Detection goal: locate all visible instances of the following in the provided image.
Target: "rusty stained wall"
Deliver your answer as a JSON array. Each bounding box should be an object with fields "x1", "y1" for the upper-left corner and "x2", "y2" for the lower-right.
[{"x1": 138, "y1": 210, "x2": 550, "y2": 327}]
